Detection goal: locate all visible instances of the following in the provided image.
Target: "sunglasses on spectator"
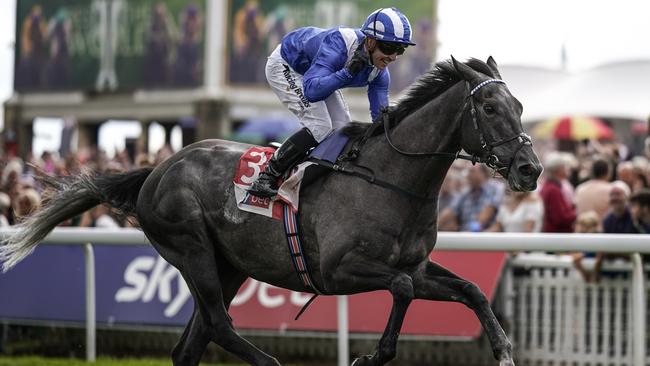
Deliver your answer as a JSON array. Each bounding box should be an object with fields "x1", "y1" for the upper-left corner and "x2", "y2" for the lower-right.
[{"x1": 376, "y1": 41, "x2": 407, "y2": 56}]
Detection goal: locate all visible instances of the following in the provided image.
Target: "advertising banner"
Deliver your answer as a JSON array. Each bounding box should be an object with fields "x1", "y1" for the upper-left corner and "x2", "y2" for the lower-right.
[
  {"x1": 15, "y1": 0, "x2": 205, "y2": 92},
  {"x1": 227, "y1": 0, "x2": 436, "y2": 94},
  {"x1": 0, "y1": 244, "x2": 504, "y2": 338}
]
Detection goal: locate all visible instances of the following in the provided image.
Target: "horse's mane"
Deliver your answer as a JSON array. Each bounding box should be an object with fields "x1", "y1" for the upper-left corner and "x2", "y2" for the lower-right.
[{"x1": 342, "y1": 58, "x2": 496, "y2": 139}]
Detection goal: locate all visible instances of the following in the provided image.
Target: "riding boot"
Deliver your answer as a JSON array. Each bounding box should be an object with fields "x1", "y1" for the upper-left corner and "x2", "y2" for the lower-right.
[{"x1": 248, "y1": 127, "x2": 319, "y2": 197}]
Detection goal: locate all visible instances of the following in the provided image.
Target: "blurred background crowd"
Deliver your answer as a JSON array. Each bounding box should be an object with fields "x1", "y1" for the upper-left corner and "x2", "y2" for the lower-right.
[
  {"x1": 439, "y1": 138, "x2": 650, "y2": 235},
  {"x1": 0, "y1": 143, "x2": 176, "y2": 229},
  {"x1": 2, "y1": 132, "x2": 650, "y2": 237}
]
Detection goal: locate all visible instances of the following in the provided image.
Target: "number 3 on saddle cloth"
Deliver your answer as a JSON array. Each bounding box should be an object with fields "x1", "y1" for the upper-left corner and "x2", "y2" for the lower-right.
[
  {"x1": 233, "y1": 130, "x2": 350, "y2": 220},
  {"x1": 233, "y1": 130, "x2": 349, "y2": 297}
]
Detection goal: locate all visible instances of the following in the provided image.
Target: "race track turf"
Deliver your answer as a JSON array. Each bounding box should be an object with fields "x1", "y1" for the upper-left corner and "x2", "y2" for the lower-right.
[{"x1": 0, "y1": 356, "x2": 245, "y2": 366}]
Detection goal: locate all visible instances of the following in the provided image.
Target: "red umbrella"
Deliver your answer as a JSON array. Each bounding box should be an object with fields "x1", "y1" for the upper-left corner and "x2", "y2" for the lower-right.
[
  {"x1": 533, "y1": 115, "x2": 614, "y2": 140},
  {"x1": 631, "y1": 121, "x2": 648, "y2": 135}
]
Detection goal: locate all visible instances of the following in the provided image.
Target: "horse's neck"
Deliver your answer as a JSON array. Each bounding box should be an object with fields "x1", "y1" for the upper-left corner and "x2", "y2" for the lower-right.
[
  {"x1": 365, "y1": 82, "x2": 465, "y2": 200},
  {"x1": 393, "y1": 82, "x2": 465, "y2": 154}
]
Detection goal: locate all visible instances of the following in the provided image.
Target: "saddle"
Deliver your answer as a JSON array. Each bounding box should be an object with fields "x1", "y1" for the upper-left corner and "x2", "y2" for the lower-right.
[
  {"x1": 233, "y1": 130, "x2": 352, "y2": 219},
  {"x1": 233, "y1": 110, "x2": 397, "y2": 219}
]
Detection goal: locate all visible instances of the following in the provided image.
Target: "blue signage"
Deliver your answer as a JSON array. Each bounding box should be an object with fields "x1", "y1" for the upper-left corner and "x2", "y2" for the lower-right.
[{"x1": 0, "y1": 245, "x2": 194, "y2": 327}]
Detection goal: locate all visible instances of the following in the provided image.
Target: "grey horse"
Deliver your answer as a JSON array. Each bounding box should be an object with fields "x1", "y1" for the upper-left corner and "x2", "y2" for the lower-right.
[{"x1": 0, "y1": 57, "x2": 542, "y2": 366}]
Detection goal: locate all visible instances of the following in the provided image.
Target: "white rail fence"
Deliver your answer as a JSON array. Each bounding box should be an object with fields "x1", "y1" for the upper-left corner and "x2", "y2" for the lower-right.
[
  {"x1": 510, "y1": 254, "x2": 648, "y2": 366},
  {"x1": 1, "y1": 228, "x2": 649, "y2": 366}
]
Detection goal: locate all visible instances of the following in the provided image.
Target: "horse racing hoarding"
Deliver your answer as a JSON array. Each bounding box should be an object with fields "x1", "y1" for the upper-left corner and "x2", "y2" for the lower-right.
[
  {"x1": 15, "y1": 0, "x2": 205, "y2": 92},
  {"x1": 0, "y1": 244, "x2": 505, "y2": 338},
  {"x1": 227, "y1": 0, "x2": 436, "y2": 94}
]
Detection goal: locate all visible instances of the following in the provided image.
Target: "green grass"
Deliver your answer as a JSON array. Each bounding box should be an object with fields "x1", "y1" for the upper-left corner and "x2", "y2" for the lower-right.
[{"x1": 0, "y1": 356, "x2": 245, "y2": 366}]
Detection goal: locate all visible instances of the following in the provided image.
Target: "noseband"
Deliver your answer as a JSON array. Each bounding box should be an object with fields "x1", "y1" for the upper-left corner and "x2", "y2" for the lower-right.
[
  {"x1": 465, "y1": 79, "x2": 532, "y2": 176},
  {"x1": 384, "y1": 78, "x2": 532, "y2": 178}
]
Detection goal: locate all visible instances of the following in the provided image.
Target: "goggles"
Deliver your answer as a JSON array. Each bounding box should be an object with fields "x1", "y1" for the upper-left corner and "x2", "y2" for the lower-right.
[{"x1": 376, "y1": 41, "x2": 407, "y2": 56}]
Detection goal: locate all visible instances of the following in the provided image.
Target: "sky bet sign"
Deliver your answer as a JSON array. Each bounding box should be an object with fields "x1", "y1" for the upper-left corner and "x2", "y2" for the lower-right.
[{"x1": 0, "y1": 245, "x2": 506, "y2": 337}]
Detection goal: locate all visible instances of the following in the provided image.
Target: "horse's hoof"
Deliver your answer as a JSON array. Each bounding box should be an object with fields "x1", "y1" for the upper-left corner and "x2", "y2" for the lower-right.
[{"x1": 499, "y1": 359, "x2": 515, "y2": 366}]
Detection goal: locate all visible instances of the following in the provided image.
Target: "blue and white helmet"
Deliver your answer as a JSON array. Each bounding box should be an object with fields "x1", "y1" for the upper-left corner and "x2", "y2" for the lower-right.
[{"x1": 361, "y1": 7, "x2": 416, "y2": 46}]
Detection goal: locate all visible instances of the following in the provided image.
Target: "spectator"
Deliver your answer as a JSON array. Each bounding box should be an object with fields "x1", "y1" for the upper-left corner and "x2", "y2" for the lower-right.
[
  {"x1": 92, "y1": 205, "x2": 120, "y2": 228},
  {"x1": 630, "y1": 159, "x2": 649, "y2": 192},
  {"x1": 489, "y1": 190, "x2": 543, "y2": 232},
  {"x1": 574, "y1": 158, "x2": 612, "y2": 220},
  {"x1": 438, "y1": 164, "x2": 504, "y2": 232},
  {"x1": 154, "y1": 144, "x2": 174, "y2": 165},
  {"x1": 575, "y1": 210, "x2": 602, "y2": 233},
  {"x1": 62, "y1": 153, "x2": 81, "y2": 175},
  {"x1": 135, "y1": 153, "x2": 154, "y2": 168},
  {"x1": 579, "y1": 185, "x2": 649, "y2": 282},
  {"x1": 629, "y1": 189, "x2": 650, "y2": 233},
  {"x1": 602, "y1": 181, "x2": 635, "y2": 233},
  {"x1": 14, "y1": 188, "x2": 41, "y2": 218},
  {"x1": 540, "y1": 152, "x2": 576, "y2": 232},
  {"x1": 571, "y1": 211, "x2": 603, "y2": 282},
  {"x1": 616, "y1": 161, "x2": 635, "y2": 189},
  {"x1": 2, "y1": 158, "x2": 23, "y2": 192},
  {"x1": 78, "y1": 205, "x2": 120, "y2": 228},
  {"x1": 438, "y1": 172, "x2": 460, "y2": 215},
  {"x1": 41, "y1": 151, "x2": 57, "y2": 174}
]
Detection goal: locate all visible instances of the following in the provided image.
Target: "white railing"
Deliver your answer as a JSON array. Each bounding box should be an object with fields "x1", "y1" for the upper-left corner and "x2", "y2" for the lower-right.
[
  {"x1": 1, "y1": 228, "x2": 649, "y2": 366},
  {"x1": 509, "y1": 253, "x2": 648, "y2": 366}
]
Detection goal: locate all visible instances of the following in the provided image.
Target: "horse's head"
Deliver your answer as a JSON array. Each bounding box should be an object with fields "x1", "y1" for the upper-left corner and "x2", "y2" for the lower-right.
[{"x1": 452, "y1": 56, "x2": 543, "y2": 191}]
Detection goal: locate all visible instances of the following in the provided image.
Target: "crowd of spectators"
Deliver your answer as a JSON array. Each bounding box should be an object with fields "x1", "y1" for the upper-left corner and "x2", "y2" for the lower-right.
[
  {"x1": 0, "y1": 144, "x2": 176, "y2": 228},
  {"x1": 2, "y1": 135, "x2": 650, "y2": 244},
  {"x1": 439, "y1": 138, "x2": 650, "y2": 236}
]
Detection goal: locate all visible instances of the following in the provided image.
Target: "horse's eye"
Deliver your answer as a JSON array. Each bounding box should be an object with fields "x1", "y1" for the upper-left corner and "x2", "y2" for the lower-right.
[{"x1": 483, "y1": 104, "x2": 495, "y2": 115}]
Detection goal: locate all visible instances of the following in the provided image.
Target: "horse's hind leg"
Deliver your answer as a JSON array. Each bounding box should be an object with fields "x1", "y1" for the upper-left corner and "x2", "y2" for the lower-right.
[
  {"x1": 148, "y1": 233, "x2": 279, "y2": 366},
  {"x1": 172, "y1": 305, "x2": 209, "y2": 365},
  {"x1": 411, "y1": 261, "x2": 514, "y2": 366},
  {"x1": 171, "y1": 262, "x2": 248, "y2": 365}
]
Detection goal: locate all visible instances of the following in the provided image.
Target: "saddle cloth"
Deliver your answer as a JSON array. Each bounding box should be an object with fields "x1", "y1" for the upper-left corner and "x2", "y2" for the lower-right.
[{"x1": 233, "y1": 130, "x2": 350, "y2": 220}]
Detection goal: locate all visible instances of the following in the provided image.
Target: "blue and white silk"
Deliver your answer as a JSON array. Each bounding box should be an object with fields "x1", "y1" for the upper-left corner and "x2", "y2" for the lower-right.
[{"x1": 361, "y1": 7, "x2": 416, "y2": 45}]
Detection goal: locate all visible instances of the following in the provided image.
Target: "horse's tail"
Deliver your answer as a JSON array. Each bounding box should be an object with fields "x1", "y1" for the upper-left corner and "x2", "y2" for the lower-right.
[{"x1": 0, "y1": 168, "x2": 153, "y2": 272}]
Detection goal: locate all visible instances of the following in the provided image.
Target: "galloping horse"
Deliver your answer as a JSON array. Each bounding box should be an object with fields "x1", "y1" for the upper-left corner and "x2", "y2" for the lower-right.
[{"x1": 1, "y1": 57, "x2": 542, "y2": 366}]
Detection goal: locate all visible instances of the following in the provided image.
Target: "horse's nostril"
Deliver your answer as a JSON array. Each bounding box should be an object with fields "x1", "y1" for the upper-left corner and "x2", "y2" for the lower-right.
[{"x1": 518, "y1": 164, "x2": 535, "y2": 177}]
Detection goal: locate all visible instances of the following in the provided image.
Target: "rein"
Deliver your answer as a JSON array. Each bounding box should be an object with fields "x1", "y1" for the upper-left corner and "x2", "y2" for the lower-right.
[{"x1": 309, "y1": 158, "x2": 436, "y2": 202}]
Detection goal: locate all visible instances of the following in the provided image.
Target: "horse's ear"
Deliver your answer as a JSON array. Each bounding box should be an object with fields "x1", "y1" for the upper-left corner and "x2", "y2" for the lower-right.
[
  {"x1": 451, "y1": 55, "x2": 481, "y2": 81},
  {"x1": 486, "y1": 56, "x2": 502, "y2": 79}
]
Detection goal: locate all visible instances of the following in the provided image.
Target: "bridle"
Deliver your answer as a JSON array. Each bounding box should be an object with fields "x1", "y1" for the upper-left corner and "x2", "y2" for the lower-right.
[
  {"x1": 383, "y1": 78, "x2": 532, "y2": 178},
  {"x1": 322, "y1": 77, "x2": 533, "y2": 202}
]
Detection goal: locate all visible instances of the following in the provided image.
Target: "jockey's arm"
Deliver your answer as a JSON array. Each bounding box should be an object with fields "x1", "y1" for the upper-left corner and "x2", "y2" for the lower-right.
[
  {"x1": 302, "y1": 34, "x2": 354, "y2": 103},
  {"x1": 368, "y1": 69, "x2": 390, "y2": 121}
]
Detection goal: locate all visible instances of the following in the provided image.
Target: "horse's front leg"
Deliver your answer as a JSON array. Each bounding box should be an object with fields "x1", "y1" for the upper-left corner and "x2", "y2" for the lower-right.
[
  {"x1": 351, "y1": 273, "x2": 414, "y2": 366},
  {"x1": 323, "y1": 254, "x2": 414, "y2": 366},
  {"x1": 411, "y1": 260, "x2": 514, "y2": 366}
]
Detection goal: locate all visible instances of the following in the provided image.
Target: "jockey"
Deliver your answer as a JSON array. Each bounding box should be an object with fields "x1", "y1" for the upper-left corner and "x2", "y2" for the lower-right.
[{"x1": 248, "y1": 7, "x2": 416, "y2": 197}]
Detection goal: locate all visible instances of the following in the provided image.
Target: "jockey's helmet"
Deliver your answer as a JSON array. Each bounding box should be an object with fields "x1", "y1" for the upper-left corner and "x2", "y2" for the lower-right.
[{"x1": 361, "y1": 7, "x2": 416, "y2": 46}]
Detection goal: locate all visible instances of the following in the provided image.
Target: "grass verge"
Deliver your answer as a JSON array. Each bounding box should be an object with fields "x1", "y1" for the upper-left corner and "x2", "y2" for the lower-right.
[{"x1": 0, "y1": 356, "x2": 245, "y2": 366}]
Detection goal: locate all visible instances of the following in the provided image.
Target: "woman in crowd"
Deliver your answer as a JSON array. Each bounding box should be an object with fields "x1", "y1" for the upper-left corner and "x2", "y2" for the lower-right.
[
  {"x1": 571, "y1": 211, "x2": 603, "y2": 282},
  {"x1": 489, "y1": 190, "x2": 544, "y2": 233}
]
